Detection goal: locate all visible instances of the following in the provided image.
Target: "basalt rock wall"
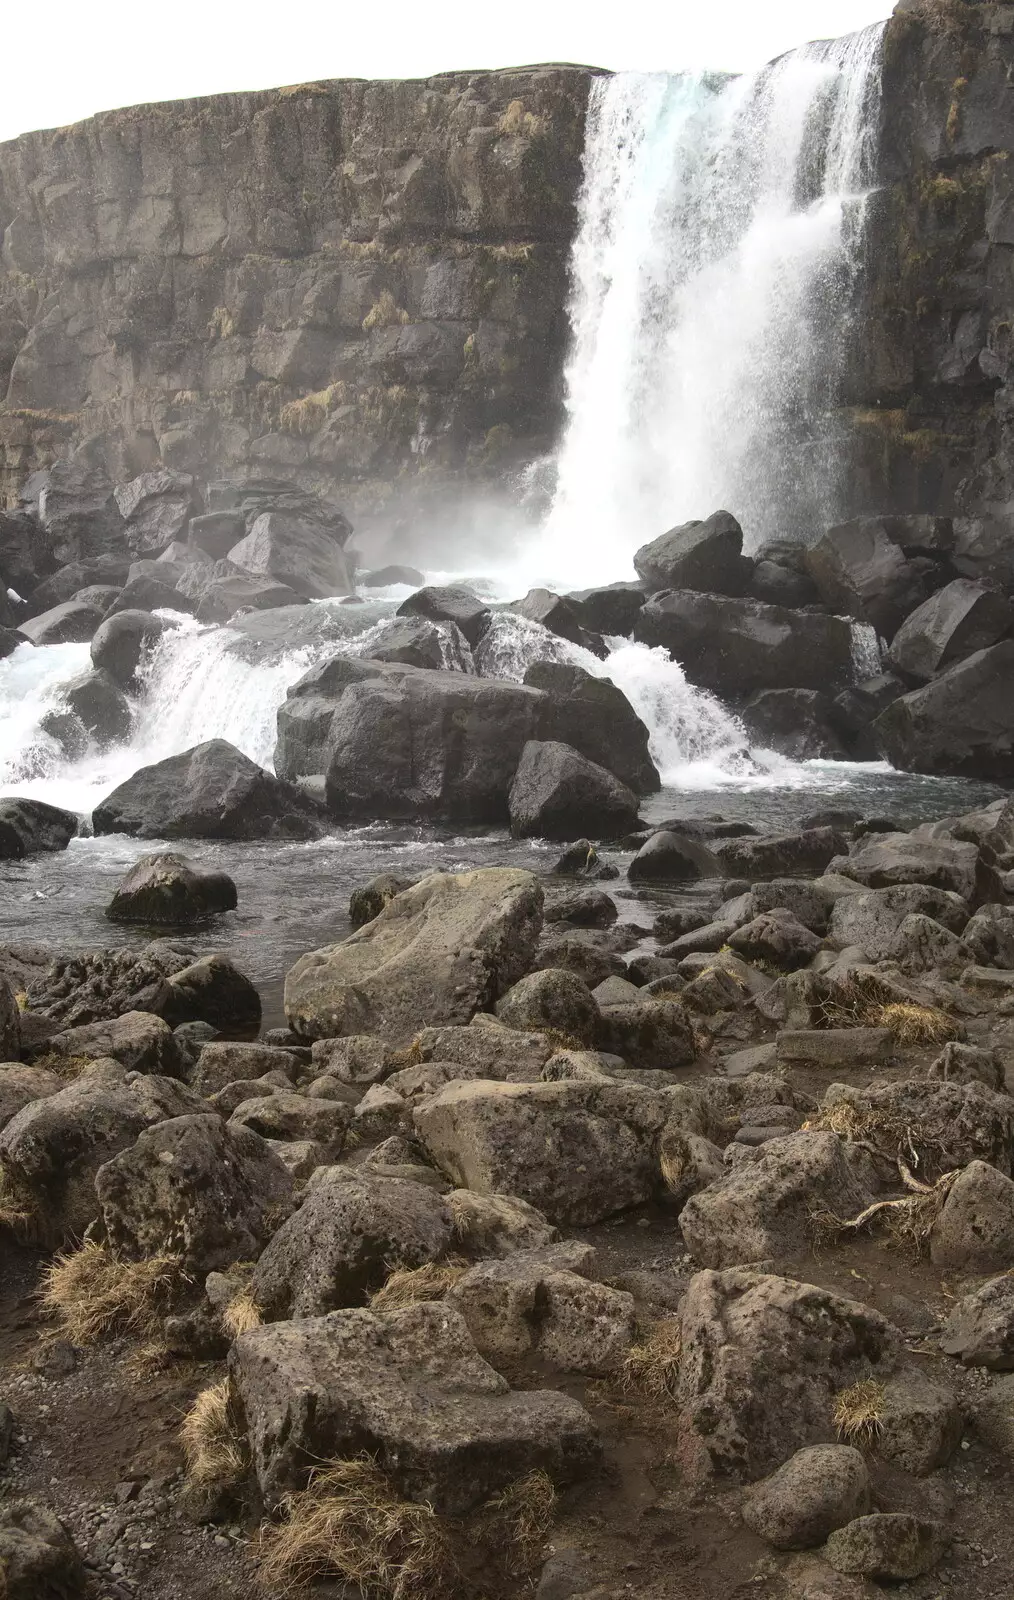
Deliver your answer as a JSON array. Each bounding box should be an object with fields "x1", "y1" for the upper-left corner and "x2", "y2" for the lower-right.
[{"x1": 0, "y1": 67, "x2": 595, "y2": 539}]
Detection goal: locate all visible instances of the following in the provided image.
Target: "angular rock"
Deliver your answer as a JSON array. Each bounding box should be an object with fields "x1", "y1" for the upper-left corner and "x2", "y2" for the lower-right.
[
  {"x1": 115, "y1": 468, "x2": 195, "y2": 554},
  {"x1": 804, "y1": 519, "x2": 939, "y2": 640},
  {"x1": 679, "y1": 1131, "x2": 873, "y2": 1268},
  {"x1": 634, "y1": 510, "x2": 751, "y2": 595},
  {"x1": 349, "y1": 873, "x2": 415, "y2": 929},
  {"x1": 941, "y1": 1274, "x2": 1014, "y2": 1369},
  {"x1": 414, "y1": 1078, "x2": 670, "y2": 1225},
  {"x1": 251, "y1": 1167, "x2": 454, "y2": 1319},
  {"x1": 742, "y1": 689, "x2": 849, "y2": 760},
  {"x1": 446, "y1": 1188, "x2": 557, "y2": 1258},
  {"x1": 160, "y1": 955, "x2": 262, "y2": 1035},
  {"x1": 962, "y1": 901, "x2": 1014, "y2": 968},
  {"x1": 229, "y1": 1300, "x2": 600, "y2": 1512},
  {"x1": 106, "y1": 852, "x2": 237, "y2": 924},
  {"x1": 676, "y1": 1268, "x2": 896, "y2": 1481},
  {"x1": 496, "y1": 968, "x2": 600, "y2": 1045},
  {"x1": 508, "y1": 741, "x2": 639, "y2": 841},
  {"x1": 544, "y1": 888, "x2": 618, "y2": 929},
  {"x1": 833, "y1": 831, "x2": 996, "y2": 902},
  {"x1": 523, "y1": 660, "x2": 659, "y2": 792},
  {"x1": 775, "y1": 1029, "x2": 894, "y2": 1068},
  {"x1": 634, "y1": 590, "x2": 855, "y2": 696},
  {"x1": 874, "y1": 642, "x2": 1014, "y2": 784},
  {"x1": 741, "y1": 1445, "x2": 871, "y2": 1550},
  {"x1": 930, "y1": 1161, "x2": 1014, "y2": 1273},
  {"x1": 0, "y1": 1064, "x2": 62, "y2": 1131},
  {"x1": 508, "y1": 588, "x2": 606, "y2": 656},
  {"x1": 396, "y1": 585, "x2": 490, "y2": 646},
  {"x1": 43, "y1": 1010, "x2": 183, "y2": 1077},
  {"x1": 0, "y1": 798, "x2": 78, "y2": 859},
  {"x1": 40, "y1": 667, "x2": 132, "y2": 755},
  {"x1": 19, "y1": 599, "x2": 105, "y2": 645},
  {"x1": 824, "y1": 1514, "x2": 948, "y2": 1582},
  {"x1": 228, "y1": 512, "x2": 353, "y2": 600},
  {"x1": 828, "y1": 883, "x2": 970, "y2": 961},
  {"x1": 0, "y1": 1497, "x2": 86, "y2": 1599},
  {"x1": 93, "y1": 739, "x2": 325, "y2": 840},
  {"x1": 285, "y1": 868, "x2": 542, "y2": 1041},
  {"x1": 728, "y1": 908, "x2": 822, "y2": 971},
  {"x1": 888, "y1": 578, "x2": 1014, "y2": 682},
  {"x1": 927, "y1": 1040, "x2": 1005, "y2": 1090},
  {"x1": 714, "y1": 827, "x2": 847, "y2": 879},
  {"x1": 565, "y1": 580, "x2": 646, "y2": 636},
  {"x1": 596, "y1": 998, "x2": 697, "y2": 1069},
  {"x1": 450, "y1": 1246, "x2": 634, "y2": 1374},
  {"x1": 96, "y1": 1113, "x2": 294, "y2": 1272},
  {"x1": 193, "y1": 1042, "x2": 298, "y2": 1098},
  {"x1": 877, "y1": 1368, "x2": 962, "y2": 1475},
  {"x1": 38, "y1": 452, "x2": 126, "y2": 565},
  {"x1": 832, "y1": 1078, "x2": 1014, "y2": 1179},
  {"x1": 229, "y1": 1091, "x2": 352, "y2": 1154}
]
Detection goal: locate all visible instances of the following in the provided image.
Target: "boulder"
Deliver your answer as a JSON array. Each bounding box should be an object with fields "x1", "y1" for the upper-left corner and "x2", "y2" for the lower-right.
[
  {"x1": 114, "y1": 468, "x2": 195, "y2": 554},
  {"x1": 193, "y1": 1042, "x2": 298, "y2": 1098},
  {"x1": 566, "y1": 581, "x2": 646, "y2": 636},
  {"x1": 0, "y1": 1064, "x2": 62, "y2": 1131},
  {"x1": 362, "y1": 616, "x2": 451, "y2": 669},
  {"x1": 741, "y1": 689, "x2": 849, "y2": 760},
  {"x1": 188, "y1": 511, "x2": 246, "y2": 560},
  {"x1": 713, "y1": 827, "x2": 847, "y2": 879},
  {"x1": 830, "y1": 672, "x2": 906, "y2": 759},
  {"x1": 678, "y1": 1132, "x2": 873, "y2": 1268},
  {"x1": 227, "y1": 511, "x2": 354, "y2": 599},
  {"x1": 824, "y1": 1514, "x2": 949, "y2": 1582},
  {"x1": 349, "y1": 873, "x2": 415, "y2": 928},
  {"x1": 728, "y1": 909, "x2": 823, "y2": 970},
  {"x1": 43, "y1": 1010, "x2": 183, "y2": 1077},
  {"x1": 930, "y1": 1161, "x2": 1014, "y2": 1272},
  {"x1": 93, "y1": 739, "x2": 325, "y2": 841},
  {"x1": 508, "y1": 588, "x2": 606, "y2": 656},
  {"x1": 229, "y1": 1300, "x2": 600, "y2": 1512},
  {"x1": 0, "y1": 627, "x2": 28, "y2": 661},
  {"x1": 834, "y1": 830, "x2": 996, "y2": 902},
  {"x1": 251, "y1": 1167, "x2": 454, "y2": 1318},
  {"x1": 634, "y1": 590, "x2": 855, "y2": 695},
  {"x1": 941, "y1": 1274, "x2": 1014, "y2": 1368},
  {"x1": 0, "y1": 1498, "x2": 86, "y2": 1599},
  {"x1": 888, "y1": 578, "x2": 1014, "y2": 682},
  {"x1": 0, "y1": 1065, "x2": 203, "y2": 1238},
  {"x1": 25, "y1": 555, "x2": 130, "y2": 613},
  {"x1": 179, "y1": 559, "x2": 304, "y2": 622},
  {"x1": 159, "y1": 955, "x2": 262, "y2": 1035},
  {"x1": 229, "y1": 1092, "x2": 352, "y2": 1154},
  {"x1": 95, "y1": 1113, "x2": 294, "y2": 1272},
  {"x1": 274, "y1": 655, "x2": 389, "y2": 780},
  {"x1": 106, "y1": 852, "x2": 237, "y2": 924},
  {"x1": 874, "y1": 642, "x2": 1014, "y2": 784},
  {"x1": 0, "y1": 798, "x2": 78, "y2": 859},
  {"x1": 876, "y1": 1368, "x2": 962, "y2": 1475},
  {"x1": 828, "y1": 884, "x2": 970, "y2": 961},
  {"x1": 775, "y1": 1029, "x2": 894, "y2": 1068},
  {"x1": 523, "y1": 660, "x2": 660, "y2": 792},
  {"x1": 627, "y1": 830, "x2": 720, "y2": 883},
  {"x1": 963, "y1": 902, "x2": 1014, "y2": 968},
  {"x1": 831, "y1": 1078, "x2": 1014, "y2": 1179},
  {"x1": 508, "y1": 741, "x2": 640, "y2": 841},
  {"x1": 18, "y1": 599, "x2": 105, "y2": 645},
  {"x1": 104, "y1": 574, "x2": 196, "y2": 616},
  {"x1": 545, "y1": 888, "x2": 618, "y2": 929},
  {"x1": 40, "y1": 668, "x2": 131, "y2": 757},
  {"x1": 361, "y1": 564, "x2": 426, "y2": 588},
  {"x1": 396, "y1": 584, "x2": 490, "y2": 646},
  {"x1": 450, "y1": 1246, "x2": 634, "y2": 1374},
  {"x1": 323, "y1": 664, "x2": 546, "y2": 824},
  {"x1": 445, "y1": 1189, "x2": 557, "y2": 1258},
  {"x1": 676, "y1": 1268, "x2": 897, "y2": 1481},
  {"x1": 745, "y1": 879, "x2": 835, "y2": 934},
  {"x1": 890, "y1": 912, "x2": 971, "y2": 975},
  {"x1": 414, "y1": 1078, "x2": 670, "y2": 1225},
  {"x1": 285, "y1": 868, "x2": 542, "y2": 1041},
  {"x1": 927, "y1": 1040, "x2": 1005, "y2": 1090},
  {"x1": 496, "y1": 967, "x2": 600, "y2": 1045},
  {"x1": 596, "y1": 998, "x2": 697, "y2": 1068},
  {"x1": 416, "y1": 1022, "x2": 554, "y2": 1081},
  {"x1": 741, "y1": 1445, "x2": 871, "y2": 1550},
  {"x1": 89, "y1": 609, "x2": 177, "y2": 689},
  {"x1": 37, "y1": 451, "x2": 126, "y2": 564},
  {"x1": 804, "y1": 519, "x2": 940, "y2": 640},
  {"x1": 633, "y1": 511, "x2": 751, "y2": 595}
]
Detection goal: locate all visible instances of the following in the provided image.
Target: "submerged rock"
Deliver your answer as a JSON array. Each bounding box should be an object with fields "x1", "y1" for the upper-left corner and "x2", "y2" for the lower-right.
[
  {"x1": 106, "y1": 852, "x2": 238, "y2": 924},
  {"x1": 508, "y1": 740, "x2": 640, "y2": 840}
]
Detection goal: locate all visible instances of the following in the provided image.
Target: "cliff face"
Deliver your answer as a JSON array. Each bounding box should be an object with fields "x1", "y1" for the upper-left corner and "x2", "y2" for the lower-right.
[
  {"x1": 0, "y1": 67, "x2": 595, "y2": 530},
  {"x1": 847, "y1": 0, "x2": 1014, "y2": 530}
]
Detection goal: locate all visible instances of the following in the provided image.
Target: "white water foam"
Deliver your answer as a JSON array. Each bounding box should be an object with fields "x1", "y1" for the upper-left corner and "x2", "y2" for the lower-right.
[{"x1": 530, "y1": 24, "x2": 885, "y2": 587}]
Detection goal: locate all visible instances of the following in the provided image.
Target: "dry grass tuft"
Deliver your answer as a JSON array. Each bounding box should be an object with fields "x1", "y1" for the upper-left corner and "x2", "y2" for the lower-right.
[
  {"x1": 181, "y1": 1380, "x2": 247, "y2": 1489},
  {"x1": 41, "y1": 1241, "x2": 183, "y2": 1344},
  {"x1": 540, "y1": 1029, "x2": 589, "y2": 1055},
  {"x1": 258, "y1": 1458, "x2": 459, "y2": 1598},
  {"x1": 0, "y1": 1170, "x2": 38, "y2": 1242},
  {"x1": 871, "y1": 1002, "x2": 958, "y2": 1045},
  {"x1": 475, "y1": 1471, "x2": 556, "y2": 1577},
  {"x1": 620, "y1": 1318, "x2": 682, "y2": 1403},
  {"x1": 386, "y1": 1036, "x2": 424, "y2": 1071},
  {"x1": 222, "y1": 1286, "x2": 263, "y2": 1340},
  {"x1": 279, "y1": 383, "x2": 348, "y2": 436},
  {"x1": 369, "y1": 1259, "x2": 469, "y2": 1314},
  {"x1": 834, "y1": 1379, "x2": 886, "y2": 1449},
  {"x1": 362, "y1": 291, "x2": 410, "y2": 332}
]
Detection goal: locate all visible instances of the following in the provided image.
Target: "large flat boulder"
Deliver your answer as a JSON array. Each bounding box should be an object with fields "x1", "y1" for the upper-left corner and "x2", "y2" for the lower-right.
[
  {"x1": 828, "y1": 883, "x2": 970, "y2": 961},
  {"x1": 634, "y1": 590, "x2": 854, "y2": 696},
  {"x1": 92, "y1": 739, "x2": 325, "y2": 840},
  {"x1": 523, "y1": 660, "x2": 660, "y2": 792},
  {"x1": 284, "y1": 868, "x2": 543, "y2": 1041},
  {"x1": 888, "y1": 578, "x2": 1014, "y2": 682},
  {"x1": 229, "y1": 1300, "x2": 600, "y2": 1512},
  {"x1": 228, "y1": 511, "x2": 354, "y2": 600},
  {"x1": 634, "y1": 511, "x2": 752, "y2": 595},
  {"x1": 396, "y1": 584, "x2": 490, "y2": 646},
  {"x1": 832, "y1": 830, "x2": 998, "y2": 903},
  {"x1": 0, "y1": 799, "x2": 78, "y2": 860},
  {"x1": 804, "y1": 519, "x2": 940, "y2": 640},
  {"x1": 414, "y1": 1078, "x2": 670, "y2": 1224},
  {"x1": 874, "y1": 641, "x2": 1014, "y2": 783},
  {"x1": 19, "y1": 599, "x2": 105, "y2": 645}
]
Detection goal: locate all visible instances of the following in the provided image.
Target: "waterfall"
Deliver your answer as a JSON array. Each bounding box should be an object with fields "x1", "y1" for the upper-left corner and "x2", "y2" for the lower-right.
[{"x1": 534, "y1": 23, "x2": 885, "y2": 587}]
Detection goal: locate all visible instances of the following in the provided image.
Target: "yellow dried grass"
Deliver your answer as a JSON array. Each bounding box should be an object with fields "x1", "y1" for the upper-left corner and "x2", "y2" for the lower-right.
[
  {"x1": 41, "y1": 1240, "x2": 183, "y2": 1344},
  {"x1": 833, "y1": 1379, "x2": 886, "y2": 1449},
  {"x1": 180, "y1": 1380, "x2": 247, "y2": 1489},
  {"x1": 369, "y1": 1259, "x2": 469, "y2": 1314},
  {"x1": 620, "y1": 1318, "x2": 682, "y2": 1402}
]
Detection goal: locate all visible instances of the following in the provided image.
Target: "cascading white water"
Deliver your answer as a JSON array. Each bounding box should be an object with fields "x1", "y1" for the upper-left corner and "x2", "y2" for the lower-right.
[{"x1": 532, "y1": 23, "x2": 885, "y2": 587}]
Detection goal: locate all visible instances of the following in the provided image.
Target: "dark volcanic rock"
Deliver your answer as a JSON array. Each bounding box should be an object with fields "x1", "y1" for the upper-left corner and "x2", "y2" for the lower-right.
[
  {"x1": 106, "y1": 852, "x2": 238, "y2": 924},
  {"x1": 93, "y1": 739, "x2": 326, "y2": 840},
  {"x1": 19, "y1": 599, "x2": 105, "y2": 645},
  {"x1": 105, "y1": 574, "x2": 197, "y2": 616},
  {"x1": 627, "y1": 830, "x2": 720, "y2": 883},
  {"x1": 228, "y1": 512, "x2": 354, "y2": 599},
  {"x1": 634, "y1": 511, "x2": 752, "y2": 595},
  {"x1": 89, "y1": 609, "x2": 178, "y2": 689},
  {"x1": 741, "y1": 689, "x2": 849, "y2": 759},
  {"x1": 888, "y1": 578, "x2": 1014, "y2": 682},
  {"x1": 114, "y1": 468, "x2": 195, "y2": 555},
  {"x1": 36, "y1": 451, "x2": 126, "y2": 565},
  {"x1": 508, "y1": 588, "x2": 606, "y2": 655},
  {"x1": 804, "y1": 519, "x2": 943, "y2": 641},
  {"x1": 178, "y1": 558, "x2": 304, "y2": 622},
  {"x1": 874, "y1": 642, "x2": 1014, "y2": 783},
  {"x1": 0, "y1": 798, "x2": 78, "y2": 859},
  {"x1": 566, "y1": 581, "x2": 646, "y2": 636},
  {"x1": 188, "y1": 511, "x2": 246, "y2": 560},
  {"x1": 396, "y1": 584, "x2": 490, "y2": 645},
  {"x1": 508, "y1": 741, "x2": 640, "y2": 841},
  {"x1": 634, "y1": 590, "x2": 855, "y2": 695},
  {"x1": 524, "y1": 660, "x2": 660, "y2": 792}
]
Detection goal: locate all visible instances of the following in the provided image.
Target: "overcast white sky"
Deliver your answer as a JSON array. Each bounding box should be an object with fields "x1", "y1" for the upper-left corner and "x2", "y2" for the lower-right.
[{"x1": 1, "y1": 0, "x2": 892, "y2": 144}]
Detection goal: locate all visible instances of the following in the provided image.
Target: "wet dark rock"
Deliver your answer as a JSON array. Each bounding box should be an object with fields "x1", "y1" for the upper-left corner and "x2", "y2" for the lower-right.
[
  {"x1": 0, "y1": 798, "x2": 78, "y2": 859},
  {"x1": 509, "y1": 587, "x2": 607, "y2": 656},
  {"x1": 40, "y1": 667, "x2": 132, "y2": 756},
  {"x1": 36, "y1": 451, "x2": 126, "y2": 566},
  {"x1": 179, "y1": 558, "x2": 305, "y2": 622},
  {"x1": 524, "y1": 659, "x2": 660, "y2": 792},
  {"x1": 89, "y1": 608, "x2": 178, "y2": 689},
  {"x1": 159, "y1": 954, "x2": 262, "y2": 1035},
  {"x1": 396, "y1": 584, "x2": 490, "y2": 645},
  {"x1": 874, "y1": 641, "x2": 1014, "y2": 783},
  {"x1": 712, "y1": 826, "x2": 848, "y2": 878},
  {"x1": 360, "y1": 564, "x2": 426, "y2": 588},
  {"x1": 627, "y1": 830, "x2": 721, "y2": 883},
  {"x1": 508, "y1": 740, "x2": 640, "y2": 841},
  {"x1": 566, "y1": 581, "x2": 646, "y2": 636},
  {"x1": 26, "y1": 556, "x2": 131, "y2": 615},
  {"x1": 634, "y1": 590, "x2": 854, "y2": 695},
  {"x1": 106, "y1": 852, "x2": 238, "y2": 925},
  {"x1": 361, "y1": 615, "x2": 452, "y2": 669},
  {"x1": 0, "y1": 627, "x2": 28, "y2": 660},
  {"x1": 188, "y1": 510, "x2": 246, "y2": 560},
  {"x1": 114, "y1": 468, "x2": 196, "y2": 555},
  {"x1": 93, "y1": 739, "x2": 326, "y2": 841},
  {"x1": 741, "y1": 688, "x2": 849, "y2": 760},
  {"x1": 349, "y1": 873, "x2": 415, "y2": 927},
  {"x1": 888, "y1": 577, "x2": 1014, "y2": 682},
  {"x1": 104, "y1": 573, "x2": 197, "y2": 616},
  {"x1": 544, "y1": 888, "x2": 618, "y2": 928},
  {"x1": 634, "y1": 510, "x2": 752, "y2": 596},
  {"x1": 228, "y1": 512, "x2": 354, "y2": 599},
  {"x1": 43, "y1": 1010, "x2": 185, "y2": 1077},
  {"x1": 804, "y1": 519, "x2": 943, "y2": 641},
  {"x1": 19, "y1": 599, "x2": 105, "y2": 645}
]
